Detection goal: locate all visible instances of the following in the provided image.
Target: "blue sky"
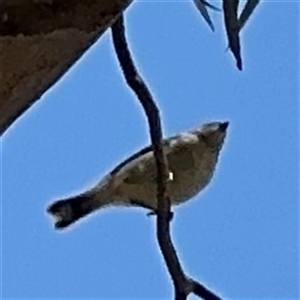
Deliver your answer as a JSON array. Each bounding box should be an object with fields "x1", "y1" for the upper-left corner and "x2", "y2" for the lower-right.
[{"x1": 2, "y1": 1, "x2": 298, "y2": 299}]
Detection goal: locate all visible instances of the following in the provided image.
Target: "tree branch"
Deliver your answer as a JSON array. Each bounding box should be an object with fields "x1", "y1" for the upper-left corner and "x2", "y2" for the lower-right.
[{"x1": 111, "y1": 13, "x2": 221, "y2": 300}]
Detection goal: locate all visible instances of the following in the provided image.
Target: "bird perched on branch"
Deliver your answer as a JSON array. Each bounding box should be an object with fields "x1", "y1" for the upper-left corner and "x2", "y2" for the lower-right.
[{"x1": 47, "y1": 121, "x2": 229, "y2": 230}]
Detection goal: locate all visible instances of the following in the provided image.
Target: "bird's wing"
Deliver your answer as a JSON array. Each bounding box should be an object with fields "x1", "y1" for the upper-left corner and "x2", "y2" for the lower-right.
[{"x1": 110, "y1": 132, "x2": 199, "y2": 185}]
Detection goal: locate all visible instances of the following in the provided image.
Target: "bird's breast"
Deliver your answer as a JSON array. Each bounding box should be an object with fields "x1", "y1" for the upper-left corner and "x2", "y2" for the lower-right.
[{"x1": 114, "y1": 145, "x2": 218, "y2": 210}]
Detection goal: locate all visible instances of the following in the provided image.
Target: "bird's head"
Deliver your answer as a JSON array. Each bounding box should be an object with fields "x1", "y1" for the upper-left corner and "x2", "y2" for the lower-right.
[{"x1": 195, "y1": 121, "x2": 229, "y2": 150}]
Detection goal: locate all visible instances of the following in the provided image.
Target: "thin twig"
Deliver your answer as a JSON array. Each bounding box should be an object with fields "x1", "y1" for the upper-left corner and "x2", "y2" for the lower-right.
[{"x1": 111, "y1": 13, "x2": 221, "y2": 300}]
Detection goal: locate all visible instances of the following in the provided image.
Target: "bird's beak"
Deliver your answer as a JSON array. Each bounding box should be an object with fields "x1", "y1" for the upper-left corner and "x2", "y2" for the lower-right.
[{"x1": 220, "y1": 122, "x2": 229, "y2": 131}]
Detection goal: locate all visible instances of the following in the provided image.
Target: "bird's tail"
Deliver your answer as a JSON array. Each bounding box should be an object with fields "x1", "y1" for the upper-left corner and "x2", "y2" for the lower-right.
[{"x1": 47, "y1": 194, "x2": 96, "y2": 230}]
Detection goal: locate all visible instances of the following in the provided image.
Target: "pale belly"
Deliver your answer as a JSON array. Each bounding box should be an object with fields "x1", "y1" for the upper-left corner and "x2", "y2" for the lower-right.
[{"x1": 114, "y1": 149, "x2": 217, "y2": 210}]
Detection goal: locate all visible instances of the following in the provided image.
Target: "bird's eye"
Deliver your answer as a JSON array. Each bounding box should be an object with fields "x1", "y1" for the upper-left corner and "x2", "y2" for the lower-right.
[{"x1": 200, "y1": 133, "x2": 209, "y2": 144}]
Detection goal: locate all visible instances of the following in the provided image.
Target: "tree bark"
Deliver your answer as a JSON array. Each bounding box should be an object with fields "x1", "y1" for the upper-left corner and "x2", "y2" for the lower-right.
[{"x1": 0, "y1": 0, "x2": 133, "y2": 136}]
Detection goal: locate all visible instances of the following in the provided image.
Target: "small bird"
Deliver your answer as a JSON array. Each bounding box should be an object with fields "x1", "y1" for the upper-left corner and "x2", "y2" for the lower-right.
[{"x1": 47, "y1": 121, "x2": 229, "y2": 230}]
